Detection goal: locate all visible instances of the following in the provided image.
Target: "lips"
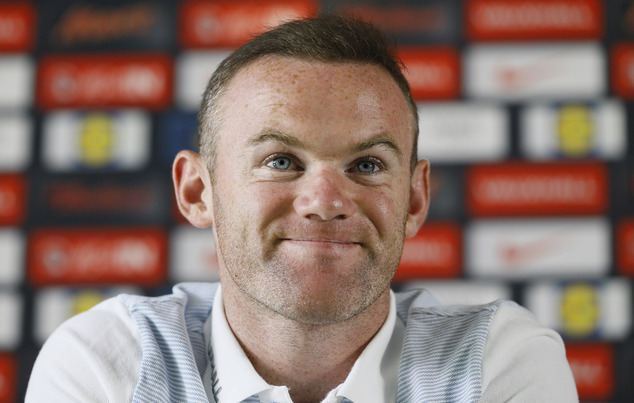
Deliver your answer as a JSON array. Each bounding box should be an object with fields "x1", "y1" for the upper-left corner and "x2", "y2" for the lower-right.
[
  {"x1": 281, "y1": 238, "x2": 361, "y2": 249},
  {"x1": 284, "y1": 237, "x2": 359, "y2": 243},
  {"x1": 271, "y1": 221, "x2": 370, "y2": 252}
]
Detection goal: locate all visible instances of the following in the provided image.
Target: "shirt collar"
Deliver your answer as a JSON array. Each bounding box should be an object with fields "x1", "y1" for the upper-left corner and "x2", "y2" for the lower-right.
[
  {"x1": 209, "y1": 285, "x2": 404, "y2": 403},
  {"x1": 333, "y1": 290, "x2": 404, "y2": 402},
  {"x1": 210, "y1": 286, "x2": 275, "y2": 402}
]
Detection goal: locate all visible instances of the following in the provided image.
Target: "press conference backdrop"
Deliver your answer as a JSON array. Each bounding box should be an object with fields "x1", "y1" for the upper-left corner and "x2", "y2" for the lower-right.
[{"x1": 1, "y1": 0, "x2": 633, "y2": 401}]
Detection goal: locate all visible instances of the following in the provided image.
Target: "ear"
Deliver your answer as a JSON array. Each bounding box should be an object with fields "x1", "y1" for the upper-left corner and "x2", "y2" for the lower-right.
[
  {"x1": 404, "y1": 159, "x2": 430, "y2": 238},
  {"x1": 172, "y1": 150, "x2": 214, "y2": 228}
]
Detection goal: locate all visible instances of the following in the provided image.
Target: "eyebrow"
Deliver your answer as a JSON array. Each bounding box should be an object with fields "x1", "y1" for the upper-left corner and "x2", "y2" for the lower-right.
[
  {"x1": 248, "y1": 129, "x2": 304, "y2": 149},
  {"x1": 352, "y1": 135, "x2": 402, "y2": 158},
  {"x1": 248, "y1": 129, "x2": 403, "y2": 159}
]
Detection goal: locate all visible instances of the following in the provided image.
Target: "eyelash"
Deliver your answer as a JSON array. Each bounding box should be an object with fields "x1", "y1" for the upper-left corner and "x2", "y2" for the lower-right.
[
  {"x1": 263, "y1": 153, "x2": 303, "y2": 171},
  {"x1": 262, "y1": 154, "x2": 386, "y2": 174},
  {"x1": 351, "y1": 156, "x2": 385, "y2": 174}
]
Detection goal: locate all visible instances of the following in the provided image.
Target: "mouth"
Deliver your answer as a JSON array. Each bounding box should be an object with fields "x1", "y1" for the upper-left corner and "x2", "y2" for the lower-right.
[{"x1": 281, "y1": 238, "x2": 361, "y2": 248}]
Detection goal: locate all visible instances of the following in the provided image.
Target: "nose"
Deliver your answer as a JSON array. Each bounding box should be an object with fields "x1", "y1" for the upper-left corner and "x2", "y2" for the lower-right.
[{"x1": 293, "y1": 167, "x2": 356, "y2": 221}]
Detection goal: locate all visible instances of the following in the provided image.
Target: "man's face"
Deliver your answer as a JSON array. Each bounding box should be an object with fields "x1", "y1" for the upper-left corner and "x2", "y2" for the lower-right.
[{"x1": 209, "y1": 56, "x2": 425, "y2": 325}]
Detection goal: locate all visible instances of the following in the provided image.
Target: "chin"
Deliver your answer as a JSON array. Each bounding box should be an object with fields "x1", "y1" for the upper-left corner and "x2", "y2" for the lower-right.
[{"x1": 262, "y1": 282, "x2": 382, "y2": 326}]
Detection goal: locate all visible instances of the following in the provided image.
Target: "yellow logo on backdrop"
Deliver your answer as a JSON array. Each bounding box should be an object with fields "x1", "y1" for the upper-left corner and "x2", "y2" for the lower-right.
[
  {"x1": 78, "y1": 113, "x2": 115, "y2": 167},
  {"x1": 71, "y1": 290, "x2": 106, "y2": 316},
  {"x1": 556, "y1": 104, "x2": 595, "y2": 157},
  {"x1": 560, "y1": 282, "x2": 599, "y2": 338}
]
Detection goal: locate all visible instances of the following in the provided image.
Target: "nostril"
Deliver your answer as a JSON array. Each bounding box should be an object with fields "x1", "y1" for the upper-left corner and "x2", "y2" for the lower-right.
[{"x1": 293, "y1": 192, "x2": 355, "y2": 221}]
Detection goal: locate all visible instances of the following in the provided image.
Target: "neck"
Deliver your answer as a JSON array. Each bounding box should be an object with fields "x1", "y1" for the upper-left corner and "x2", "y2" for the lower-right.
[{"x1": 221, "y1": 278, "x2": 391, "y2": 403}]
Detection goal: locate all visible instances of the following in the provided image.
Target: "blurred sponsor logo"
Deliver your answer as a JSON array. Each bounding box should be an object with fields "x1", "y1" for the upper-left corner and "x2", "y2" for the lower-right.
[
  {"x1": 170, "y1": 226, "x2": 219, "y2": 282},
  {"x1": 617, "y1": 219, "x2": 634, "y2": 276},
  {"x1": 79, "y1": 114, "x2": 116, "y2": 167},
  {"x1": 0, "y1": 55, "x2": 34, "y2": 108},
  {"x1": 611, "y1": 43, "x2": 634, "y2": 98},
  {"x1": 0, "y1": 114, "x2": 32, "y2": 171},
  {"x1": 0, "y1": 2, "x2": 35, "y2": 51},
  {"x1": 0, "y1": 229, "x2": 24, "y2": 286},
  {"x1": 180, "y1": 0, "x2": 316, "y2": 48},
  {"x1": 39, "y1": 0, "x2": 175, "y2": 52},
  {"x1": 566, "y1": 343, "x2": 614, "y2": 401},
  {"x1": 327, "y1": 0, "x2": 458, "y2": 43},
  {"x1": 560, "y1": 282, "x2": 600, "y2": 338},
  {"x1": 0, "y1": 175, "x2": 26, "y2": 226},
  {"x1": 525, "y1": 280, "x2": 632, "y2": 340},
  {"x1": 399, "y1": 280, "x2": 511, "y2": 306},
  {"x1": 557, "y1": 104, "x2": 594, "y2": 155},
  {"x1": 176, "y1": 51, "x2": 231, "y2": 110},
  {"x1": 50, "y1": 3, "x2": 157, "y2": 47},
  {"x1": 399, "y1": 47, "x2": 459, "y2": 100},
  {"x1": 33, "y1": 286, "x2": 139, "y2": 344},
  {"x1": 42, "y1": 110, "x2": 150, "y2": 171},
  {"x1": 466, "y1": 44, "x2": 604, "y2": 99},
  {"x1": 520, "y1": 100, "x2": 626, "y2": 160},
  {"x1": 467, "y1": 218, "x2": 610, "y2": 278},
  {"x1": 29, "y1": 228, "x2": 167, "y2": 286},
  {"x1": 0, "y1": 354, "x2": 16, "y2": 403},
  {"x1": 465, "y1": 0, "x2": 602, "y2": 41},
  {"x1": 395, "y1": 222, "x2": 461, "y2": 281},
  {"x1": 466, "y1": 162, "x2": 608, "y2": 216},
  {"x1": 30, "y1": 173, "x2": 169, "y2": 225},
  {"x1": 417, "y1": 102, "x2": 508, "y2": 163},
  {"x1": 0, "y1": 292, "x2": 21, "y2": 350},
  {"x1": 44, "y1": 180, "x2": 150, "y2": 215},
  {"x1": 37, "y1": 54, "x2": 172, "y2": 110}
]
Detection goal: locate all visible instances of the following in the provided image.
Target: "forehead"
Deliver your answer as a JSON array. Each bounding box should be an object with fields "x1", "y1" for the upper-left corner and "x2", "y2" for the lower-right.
[{"x1": 216, "y1": 56, "x2": 415, "y2": 151}]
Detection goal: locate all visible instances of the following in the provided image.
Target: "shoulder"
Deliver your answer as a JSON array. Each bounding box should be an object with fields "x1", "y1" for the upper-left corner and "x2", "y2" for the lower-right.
[
  {"x1": 394, "y1": 288, "x2": 505, "y2": 326},
  {"x1": 394, "y1": 291, "x2": 578, "y2": 401},
  {"x1": 394, "y1": 291, "x2": 519, "y2": 401},
  {"x1": 481, "y1": 303, "x2": 579, "y2": 401},
  {"x1": 26, "y1": 297, "x2": 141, "y2": 402},
  {"x1": 38, "y1": 295, "x2": 139, "y2": 354},
  {"x1": 26, "y1": 283, "x2": 220, "y2": 402},
  {"x1": 69, "y1": 295, "x2": 139, "y2": 338},
  {"x1": 119, "y1": 282, "x2": 219, "y2": 314}
]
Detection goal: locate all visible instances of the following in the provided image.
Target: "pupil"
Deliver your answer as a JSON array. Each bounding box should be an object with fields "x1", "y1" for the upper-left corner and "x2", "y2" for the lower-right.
[
  {"x1": 275, "y1": 158, "x2": 290, "y2": 169},
  {"x1": 359, "y1": 161, "x2": 375, "y2": 172}
]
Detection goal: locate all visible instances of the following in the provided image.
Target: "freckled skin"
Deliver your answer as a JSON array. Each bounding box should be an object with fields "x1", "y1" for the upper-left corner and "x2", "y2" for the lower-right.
[{"x1": 210, "y1": 56, "x2": 421, "y2": 325}]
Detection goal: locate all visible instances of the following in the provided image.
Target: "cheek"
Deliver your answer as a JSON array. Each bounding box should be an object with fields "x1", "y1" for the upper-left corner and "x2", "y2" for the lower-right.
[
  {"x1": 362, "y1": 190, "x2": 402, "y2": 235},
  {"x1": 366, "y1": 177, "x2": 413, "y2": 235},
  {"x1": 249, "y1": 184, "x2": 295, "y2": 224}
]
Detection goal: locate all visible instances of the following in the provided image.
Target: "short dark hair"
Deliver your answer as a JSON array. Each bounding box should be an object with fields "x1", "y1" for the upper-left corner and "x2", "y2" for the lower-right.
[{"x1": 198, "y1": 14, "x2": 419, "y2": 176}]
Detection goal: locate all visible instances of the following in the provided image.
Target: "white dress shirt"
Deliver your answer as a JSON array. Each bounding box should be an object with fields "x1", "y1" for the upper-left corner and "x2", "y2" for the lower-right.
[
  {"x1": 205, "y1": 286, "x2": 405, "y2": 403},
  {"x1": 26, "y1": 284, "x2": 578, "y2": 402}
]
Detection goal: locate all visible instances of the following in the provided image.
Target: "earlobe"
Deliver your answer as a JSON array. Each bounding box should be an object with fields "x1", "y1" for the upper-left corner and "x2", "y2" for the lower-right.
[
  {"x1": 405, "y1": 159, "x2": 430, "y2": 238},
  {"x1": 172, "y1": 150, "x2": 214, "y2": 228}
]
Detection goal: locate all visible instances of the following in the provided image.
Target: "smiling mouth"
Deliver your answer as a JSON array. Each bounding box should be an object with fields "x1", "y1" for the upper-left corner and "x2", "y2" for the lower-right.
[{"x1": 281, "y1": 238, "x2": 361, "y2": 248}]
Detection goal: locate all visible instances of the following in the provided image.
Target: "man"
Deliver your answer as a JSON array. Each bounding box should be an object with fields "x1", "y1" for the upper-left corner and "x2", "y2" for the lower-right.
[{"x1": 27, "y1": 15, "x2": 578, "y2": 402}]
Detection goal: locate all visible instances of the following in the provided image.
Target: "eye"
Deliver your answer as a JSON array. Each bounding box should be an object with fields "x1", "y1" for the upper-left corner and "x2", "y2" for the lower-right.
[
  {"x1": 356, "y1": 160, "x2": 377, "y2": 173},
  {"x1": 351, "y1": 157, "x2": 384, "y2": 174},
  {"x1": 268, "y1": 156, "x2": 291, "y2": 170},
  {"x1": 264, "y1": 154, "x2": 302, "y2": 171}
]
